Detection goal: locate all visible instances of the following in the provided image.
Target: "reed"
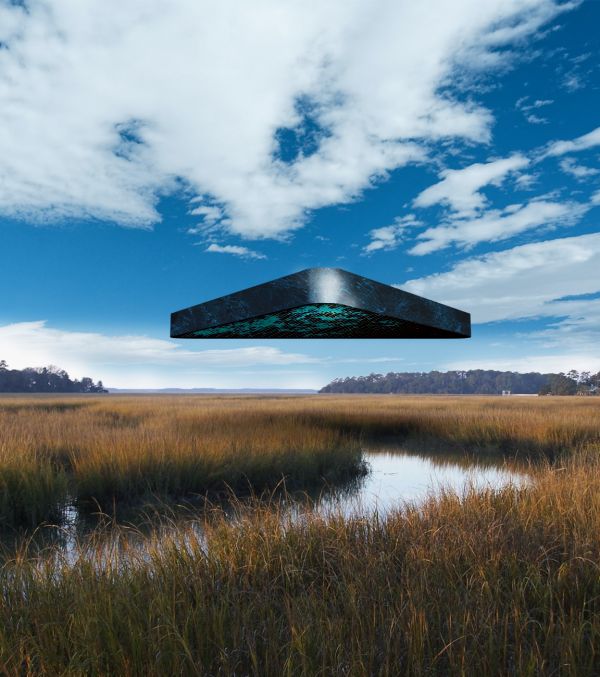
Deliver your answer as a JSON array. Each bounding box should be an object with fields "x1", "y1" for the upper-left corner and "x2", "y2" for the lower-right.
[
  {"x1": 0, "y1": 449, "x2": 598, "y2": 675},
  {"x1": 1, "y1": 394, "x2": 600, "y2": 527},
  {"x1": 0, "y1": 395, "x2": 599, "y2": 674},
  {"x1": 0, "y1": 395, "x2": 368, "y2": 527}
]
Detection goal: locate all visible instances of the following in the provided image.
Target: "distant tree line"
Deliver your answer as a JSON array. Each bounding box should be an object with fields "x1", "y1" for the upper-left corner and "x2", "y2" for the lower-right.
[
  {"x1": 319, "y1": 369, "x2": 600, "y2": 396},
  {"x1": 0, "y1": 360, "x2": 107, "y2": 393}
]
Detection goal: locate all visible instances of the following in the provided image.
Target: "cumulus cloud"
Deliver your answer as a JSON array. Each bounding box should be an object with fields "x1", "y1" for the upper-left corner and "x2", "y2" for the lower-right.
[
  {"x1": 413, "y1": 154, "x2": 529, "y2": 216},
  {"x1": 409, "y1": 198, "x2": 586, "y2": 255},
  {"x1": 401, "y1": 232, "x2": 600, "y2": 323},
  {"x1": 0, "y1": 0, "x2": 569, "y2": 239},
  {"x1": 205, "y1": 243, "x2": 266, "y2": 259}
]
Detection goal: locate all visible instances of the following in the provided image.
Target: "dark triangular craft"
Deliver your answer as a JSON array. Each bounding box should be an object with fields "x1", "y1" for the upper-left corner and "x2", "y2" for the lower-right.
[{"x1": 171, "y1": 268, "x2": 470, "y2": 339}]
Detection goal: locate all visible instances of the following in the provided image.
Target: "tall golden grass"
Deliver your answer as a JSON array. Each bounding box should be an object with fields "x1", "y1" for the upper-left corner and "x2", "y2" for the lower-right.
[
  {"x1": 0, "y1": 450, "x2": 599, "y2": 675},
  {"x1": 0, "y1": 395, "x2": 599, "y2": 674},
  {"x1": 0, "y1": 395, "x2": 365, "y2": 527},
  {"x1": 2, "y1": 394, "x2": 600, "y2": 527}
]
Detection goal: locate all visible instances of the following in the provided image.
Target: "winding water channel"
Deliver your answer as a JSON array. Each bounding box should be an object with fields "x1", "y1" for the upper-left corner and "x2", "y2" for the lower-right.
[{"x1": 7, "y1": 443, "x2": 529, "y2": 563}]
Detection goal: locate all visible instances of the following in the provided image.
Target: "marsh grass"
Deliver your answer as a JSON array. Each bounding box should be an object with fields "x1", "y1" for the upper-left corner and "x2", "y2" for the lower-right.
[
  {"x1": 0, "y1": 395, "x2": 369, "y2": 527},
  {"x1": 0, "y1": 449, "x2": 599, "y2": 675},
  {"x1": 0, "y1": 395, "x2": 599, "y2": 674},
  {"x1": 1, "y1": 394, "x2": 600, "y2": 527}
]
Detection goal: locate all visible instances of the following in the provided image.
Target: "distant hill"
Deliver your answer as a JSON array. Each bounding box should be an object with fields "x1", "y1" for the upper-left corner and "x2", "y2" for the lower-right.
[{"x1": 320, "y1": 369, "x2": 600, "y2": 396}]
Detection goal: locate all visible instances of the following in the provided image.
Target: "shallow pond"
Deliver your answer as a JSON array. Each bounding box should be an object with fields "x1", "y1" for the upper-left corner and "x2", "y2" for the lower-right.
[
  {"x1": 3, "y1": 443, "x2": 530, "y2": 561},
  {"x1": 317, "y1": 444, "x2": 529, "y2": 517}
]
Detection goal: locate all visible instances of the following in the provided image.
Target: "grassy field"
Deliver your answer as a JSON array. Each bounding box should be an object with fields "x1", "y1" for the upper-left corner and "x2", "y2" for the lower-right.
[
  {"x1": 0, "y1": 395, "x2": 368, "y2": 528},
  {"x1": 2, "y1": 394, "x2": 600, "y2": 528},
  {"x1": 0, "y1": 395, "x2": 599, "y2": 674}
]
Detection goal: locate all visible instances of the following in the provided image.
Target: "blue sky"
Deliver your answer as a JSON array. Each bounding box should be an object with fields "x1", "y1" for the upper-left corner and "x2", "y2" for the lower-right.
[{"x1": 0, "y1": 0, "x2": 599, "y2": 388}]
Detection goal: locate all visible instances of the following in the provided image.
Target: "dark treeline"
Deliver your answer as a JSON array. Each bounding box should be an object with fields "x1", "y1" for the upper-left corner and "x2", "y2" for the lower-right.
[
  {"x1": 320, "y1": 369, "x2": 600, "y2": 396},
  {"x1": 0, "y1": 360, "x2": 107, "y2": 393}
]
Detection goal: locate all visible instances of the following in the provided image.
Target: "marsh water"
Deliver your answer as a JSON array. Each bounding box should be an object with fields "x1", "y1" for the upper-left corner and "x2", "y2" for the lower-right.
[
  {"x1": 4, "y1": 442, "x2": 529, "y2": 561},
  {"x1": 339, "y1": 444, "x2": 529, "y2": 515}
]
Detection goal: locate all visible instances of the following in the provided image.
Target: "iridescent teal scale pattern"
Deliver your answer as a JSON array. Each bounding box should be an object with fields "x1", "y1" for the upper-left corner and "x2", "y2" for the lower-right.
[{"x1": 191, "y1": 303, "x2": 409, "y2": 338}]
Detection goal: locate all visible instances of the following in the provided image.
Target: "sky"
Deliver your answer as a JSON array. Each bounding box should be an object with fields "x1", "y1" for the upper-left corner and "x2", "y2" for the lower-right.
[{"x1": 1, "y1": 0, "x2": 599, "y2": 389}]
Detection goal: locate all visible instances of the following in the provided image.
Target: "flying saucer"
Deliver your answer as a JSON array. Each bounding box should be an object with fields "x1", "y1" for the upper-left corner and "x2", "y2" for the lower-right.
[{"x1": 170, "y1": 268, "x2": 470, "y2": 339}]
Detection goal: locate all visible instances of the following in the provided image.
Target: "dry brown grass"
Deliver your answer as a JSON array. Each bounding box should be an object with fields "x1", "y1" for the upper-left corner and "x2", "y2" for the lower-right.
[
  {"x1": 1, "y1": 394, "x2": 599, "y2": 527},
  {"x1": 0, "y1": 394, "x2": 599, "y2": 674},
  {"x1": 0, "y1": 395, "x2": 365, "y2": 526},
  {"x1": 0, "y1": 449, "x2": 599, "y2": 675}
]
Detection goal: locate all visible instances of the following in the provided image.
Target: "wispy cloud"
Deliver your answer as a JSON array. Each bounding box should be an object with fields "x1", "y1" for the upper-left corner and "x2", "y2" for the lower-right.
[
  {"x1": 366, "y1": 123, "x2": 600, "y2": 257},
  {"x1": 204, "y1": 243, "x2": 266, "y2": 260},
  {"x1": 0, "y1": 321, "x2": 411, "y2": 388},
  {"x1": 0, "y1": 321, "x2": 321, "y2": 383},
  {"x1": 413, "y1": 154, "x2": 529, "y2": 217},
  {"x1": 542, "y1": 125, "x2": 600, "y2": 158},
  {"x1": 526, "y1": 114, "x2": 548, "y2": 125},
  {"x1": 516, "y1": 96, "x2": 553, "y2": 124},
  {"x1": 559, "y1": 157, "x2": 599, "y2": 180},
  {"x1": 444, "y1": 353, "x2": 600, "y2": 374},
  {"x1": 363, "y1": 215, "x2": 421, "y2": 254},
  {"x1": 516, "y1": 97, "x2": 554, "y2": 112},
  {"x1": 409, "y1": 198, "x2": 587, "y2": 255},
  {"x1": 401, "y1": 231, "x2": 600, "y2": 323}
]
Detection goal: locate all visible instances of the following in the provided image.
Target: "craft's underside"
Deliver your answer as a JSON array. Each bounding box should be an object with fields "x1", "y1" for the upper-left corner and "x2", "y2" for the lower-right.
[{"x1": 181, "y1": 303, "x2": 465, "y2": 339}]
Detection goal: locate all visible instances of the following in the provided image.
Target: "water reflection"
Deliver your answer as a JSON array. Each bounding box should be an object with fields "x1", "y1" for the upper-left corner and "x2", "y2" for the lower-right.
[
  {"x1": 1, "y1": 444, "x2": 530, "y2": 562},
  {"x1": 316, "y1": 444, "x2": 529, "y2": 517}
]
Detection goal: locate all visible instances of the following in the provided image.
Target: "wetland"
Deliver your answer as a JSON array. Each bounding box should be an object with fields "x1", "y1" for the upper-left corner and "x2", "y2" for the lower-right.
[{"x1": 0, "y1": 394, "x2": 598, "y2": 675}]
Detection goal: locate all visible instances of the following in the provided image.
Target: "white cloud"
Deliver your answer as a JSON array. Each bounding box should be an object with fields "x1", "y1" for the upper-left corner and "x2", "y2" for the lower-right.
[
  {"x1": 363, "y1": 226, "x2": 398, "y2": 253},
  {"x1": 187, "y1": 205, "x2": 226, "y2": 234},
  {"x1": 403, "y1": 232, "x2": 600, "y2": 372},
  {"x1": 559, "y1": 157, "x2": 599, "y2": 180},
  {"x1": 0, "y1": 0, "x2": 569, "y2": 239},
  {"x1": 205, "y1": 243, "x2": 266, "y2": 259},
  {"x1": 526, "y1": 299, "x2": 600, "y2": 351},
  {"x1": 0, "y1": 321, "x2": 415, "y2": 388},
  {"x1": 516, "y1": 97, "x2": 553, "y2": 112},
  {"x1": 516, "y1": 96, "x2": 553, "y2": 124},
  {"x1": 401, "y1": 232, "x2": 600, "y2": 323},
  {"x1": 562, "y1": 73, "x2": 584, "y2": 92},
  {"x1": 444, "y1": 353, "x2": 600, "y2": 374},
  {"x1": 0, "y1": 321, "x2": 321, "y2": 387},
  {"x1": 543, "y1": 125, "x2": 600, "y2": 158},
  {"x1": 336, "y1": 356, "x2": 406, "y2": 364},
  {"x1": 363, "y1": 215, "x2": 421, "y2": 253},
  {"x1": 409, "y1": 198, "x2": 586, "y2": 255},
  {"x1": 413, "y1": 154, "x2": 529, "y2": 216},
  {"x1": 515, "y1": 173, "x2": 538, "y2": 189},
  {"x1": 526, "y1": 114, "x2": 548, "y2": 125}
]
